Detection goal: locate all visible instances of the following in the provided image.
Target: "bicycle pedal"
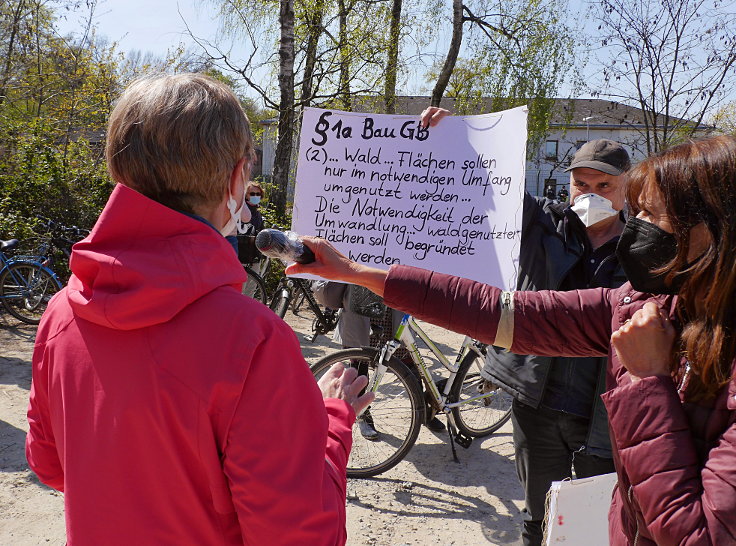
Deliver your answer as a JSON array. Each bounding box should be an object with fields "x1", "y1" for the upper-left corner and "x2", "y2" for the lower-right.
[{"x1": 454, "y1": 433, "x2": 472, "y2": 449}]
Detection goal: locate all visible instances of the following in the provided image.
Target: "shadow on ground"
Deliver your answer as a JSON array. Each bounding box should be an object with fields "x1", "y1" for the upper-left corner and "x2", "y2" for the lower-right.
[{"x1": 404, "y1": 433, "x2": 523, "y2": 543}]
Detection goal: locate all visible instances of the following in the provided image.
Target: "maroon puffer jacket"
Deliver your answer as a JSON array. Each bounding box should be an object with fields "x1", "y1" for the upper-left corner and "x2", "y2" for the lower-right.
[{"x1": 384, "y1": 264, "x2": 736, "y2": 545}]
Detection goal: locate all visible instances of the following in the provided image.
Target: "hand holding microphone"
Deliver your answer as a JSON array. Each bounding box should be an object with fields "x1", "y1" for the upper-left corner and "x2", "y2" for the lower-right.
[
  {"x1": 281, "y1": 235, "x2": 388, "y2": 298},
  {"x1": 254, "y1": 229, "x2": 315, "y2": 264}
]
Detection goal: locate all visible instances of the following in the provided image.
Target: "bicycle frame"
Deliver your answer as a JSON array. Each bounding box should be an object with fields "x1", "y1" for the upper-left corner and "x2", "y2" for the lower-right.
[
  {"x1": 367, "y1": 314, "x2": 492, "y2": 414},
  {"x1": 0, "y1": 258, "x2": 61, "y2": 286},
  {"x1": 316, "y1": 312, "x2": 512, "y2": 475},
  {"x1": 1, "y1": 250, "x2": 44, "y2": 276},
  {"x1": 276, "y1": 277, "x2": 338, "y2": 342}
]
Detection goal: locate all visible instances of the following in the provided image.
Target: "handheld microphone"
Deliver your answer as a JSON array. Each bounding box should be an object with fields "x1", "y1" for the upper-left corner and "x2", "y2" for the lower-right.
[{"x1": 254, "y1": 229, "x2": 315, "y2": 264}]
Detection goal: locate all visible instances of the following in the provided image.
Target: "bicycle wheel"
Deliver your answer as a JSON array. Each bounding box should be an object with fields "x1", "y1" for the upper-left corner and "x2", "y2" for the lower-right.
[
  {"x1": 311, "y1": 347, "x2": 424, "y2": 478},
  {"x1": 242, "y1": 266, "x2": 268, "y2": 304},
  {"x1": 1, "y1": 262, "x2": 61, "y2": 325},
  {"x1": 450, "y1": 349, "x2": 512, "y2": 437},
  {"x1": 269, "y1": 279, "x2": 291, "y2": 318}
]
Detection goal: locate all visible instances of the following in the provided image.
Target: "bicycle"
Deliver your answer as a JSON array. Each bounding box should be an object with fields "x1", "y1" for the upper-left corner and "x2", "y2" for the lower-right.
[
  {"x1": 310, "y1": 314, "x2": 512, "y2": 478},
  {"x1": 241, "y1": 264, "x2": 268, "y2": 304},
  {"x1": 236, "y1": 233, "x2": 270, "y2": 305},
  {"x1": 33, "y1": 217, "x2": 90, "y2": 282},
  {"x1": 0, "y1": 238, "x2": 62, "y2": 324},
  {"x1": 269, "y1": 275, "x2": 339, "y2": 342},
  {"x1": 288, "y1": 288, "x2": 309, "y2": 316}
]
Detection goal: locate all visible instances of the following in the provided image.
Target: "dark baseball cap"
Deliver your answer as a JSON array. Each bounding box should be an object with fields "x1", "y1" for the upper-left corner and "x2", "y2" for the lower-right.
[{"x1": 565, "y1": 139, "x2": 631, "y2": 175}]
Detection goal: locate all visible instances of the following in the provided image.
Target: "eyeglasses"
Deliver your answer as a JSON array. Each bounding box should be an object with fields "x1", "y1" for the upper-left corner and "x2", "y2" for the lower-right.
[{"x1": 248, "y1": 192, "x2": 262, "y2": 197}]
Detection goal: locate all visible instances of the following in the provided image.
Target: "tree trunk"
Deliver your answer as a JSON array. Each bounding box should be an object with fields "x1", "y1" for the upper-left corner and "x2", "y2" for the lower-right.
[
  {"x1": 33, "y1": 1, "x2": 43, "y2": 117},
  {"x1": 430, "y1": 0, "x2": 462, "y2": 107},
  {"x1": 273, "y1": 0, "x2": 296, "y2": 214},
  {"x1": 0, "y1": 0, "x2": 26, "y2": 108},
  {"x1": 383, "y1": 0, "x2": 402, "y2": 114},
  {"x1": 337, "y1": 0, "x2": 352, "y2": 110},
  {"x1": 300, "y1": 0, "x2": 325, "y2": 107}
]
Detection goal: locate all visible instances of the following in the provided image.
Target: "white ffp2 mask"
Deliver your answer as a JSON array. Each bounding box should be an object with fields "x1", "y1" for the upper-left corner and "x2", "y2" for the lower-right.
[{"x1": 570, "y1": 193, "x2": 619, "y2": 227}]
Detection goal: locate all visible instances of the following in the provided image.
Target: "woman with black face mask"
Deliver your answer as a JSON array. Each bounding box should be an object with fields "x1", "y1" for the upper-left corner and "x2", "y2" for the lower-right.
[{"x1": 287, "y1": 135, "x2": 736, "y2": 546}]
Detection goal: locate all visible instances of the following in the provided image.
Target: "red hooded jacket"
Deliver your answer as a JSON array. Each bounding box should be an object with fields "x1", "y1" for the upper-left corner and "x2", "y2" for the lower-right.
[{"x1": 26, "y1": 184, "x2": 355, "y2": 545}]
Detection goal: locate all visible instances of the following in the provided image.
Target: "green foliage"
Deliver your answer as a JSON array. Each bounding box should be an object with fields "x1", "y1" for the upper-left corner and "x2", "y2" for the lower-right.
[
  {"x1": 259, "y1": 183, "x2": 293, "y2": 232},
  {"x1": 432, "y1": 0, "x2": 577, "y2": 158},
  {"x1": 0, "y1": 0, "x2": 304, "y2": 278},
  {"x1": 711, "y1": 102, "x2": 736, "y2": 136},
  {"x1": 200, "y1": 66, "x2": 276, "y2": 144},
  {"x1": 0, "y1": 1, "x2": 119, "y2": 241},
  {"x1": 242, "y1": 99, "x2": 277, "y2": 146},
  {"x1": 213, "y1": 0, "x2": 408, "y2": 106},
  {"x1": 0, "y1": 115, "x2": 112, "y2": 240}
]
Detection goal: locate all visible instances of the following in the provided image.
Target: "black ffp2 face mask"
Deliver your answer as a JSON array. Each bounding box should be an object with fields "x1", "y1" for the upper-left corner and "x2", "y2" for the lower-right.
[{"x1": 616, "y1": 217, "x2": 683, "y2": 294}]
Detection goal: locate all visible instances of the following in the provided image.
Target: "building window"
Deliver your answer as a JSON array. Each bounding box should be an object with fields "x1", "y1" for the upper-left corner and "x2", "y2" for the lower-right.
[{"x1": 545, "y1": 140, "x2": 558, "y2": 160}]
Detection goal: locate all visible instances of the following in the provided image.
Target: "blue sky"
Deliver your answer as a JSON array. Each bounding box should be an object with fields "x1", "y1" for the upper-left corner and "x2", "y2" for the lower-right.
[
  {"x1": 52, "y1": 0, "x2": 602, "y2": 101},
  {"x1": 55, "y1": 0, "x2": 457, "y2": 96},
  {"x1": 56, "y1": 0, "x2": 219, "y2": 57}
]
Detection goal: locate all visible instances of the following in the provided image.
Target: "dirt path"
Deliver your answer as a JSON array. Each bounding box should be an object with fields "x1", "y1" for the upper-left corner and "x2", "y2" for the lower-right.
[{"x1": 0, "y1": 308, "x2": 524, "y2": 545}]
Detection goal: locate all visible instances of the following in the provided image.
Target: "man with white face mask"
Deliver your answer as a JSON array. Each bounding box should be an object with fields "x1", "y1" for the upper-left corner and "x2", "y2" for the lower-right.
[
  {"x1": 487, "y1": 138, "x2": 631, "y2": 546},
  {"x1": 422, "y1": 108, "x2": 632, "y2": 546},
  {"x1": 566, "y1": 139, "x2": 630, "y2": 247}
]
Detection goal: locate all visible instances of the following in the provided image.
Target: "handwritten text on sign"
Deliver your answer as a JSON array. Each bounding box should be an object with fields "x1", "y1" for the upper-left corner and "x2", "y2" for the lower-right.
[{"x1": 292, "y1": 106, "x2": 527, "y2": 289}]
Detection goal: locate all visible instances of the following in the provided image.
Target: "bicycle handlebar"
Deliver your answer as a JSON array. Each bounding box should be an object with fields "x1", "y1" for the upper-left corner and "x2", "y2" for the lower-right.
[{"x1": 35, "y1": 216, "x2": 89, "y2": 241}]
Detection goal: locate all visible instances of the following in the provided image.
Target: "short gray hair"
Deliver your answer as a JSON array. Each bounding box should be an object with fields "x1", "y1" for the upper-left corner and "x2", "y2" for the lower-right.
[{"x1": 106, "y1": 73, "x2": 253, "y2": 213}]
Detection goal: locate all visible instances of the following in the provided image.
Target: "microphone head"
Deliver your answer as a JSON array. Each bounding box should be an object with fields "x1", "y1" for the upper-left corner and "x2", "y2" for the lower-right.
[
  {"x1": 255, "y1": 229, "x2": 279, "y2": 252},
  {"x1": 254, "y1": 228, "x2": 313, "y2": 263}
]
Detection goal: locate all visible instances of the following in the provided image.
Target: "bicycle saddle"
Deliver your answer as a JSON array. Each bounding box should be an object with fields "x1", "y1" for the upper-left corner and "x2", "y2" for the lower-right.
[{"x1": 1, "y1": 239, "x2": 19, "y2": 251}]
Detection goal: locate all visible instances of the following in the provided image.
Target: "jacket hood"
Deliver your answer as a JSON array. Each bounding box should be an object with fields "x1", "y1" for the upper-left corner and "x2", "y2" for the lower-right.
[{"x1": 67, "y1": 184, "x2": 247, "y2": 330}]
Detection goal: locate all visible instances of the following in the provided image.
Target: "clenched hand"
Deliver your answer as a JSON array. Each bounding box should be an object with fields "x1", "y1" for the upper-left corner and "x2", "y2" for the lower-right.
[{"x1": 610, "y1": 302, "x2": 677, "y2": 382}]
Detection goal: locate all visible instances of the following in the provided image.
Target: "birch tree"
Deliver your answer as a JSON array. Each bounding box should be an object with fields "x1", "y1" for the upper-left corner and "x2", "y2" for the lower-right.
[
  {"x1": 204, "y1": 0, "x2": 418, "y2": 212},
  {"x1": 429, "y1": 0, "x2": 576, "y2": 152}
]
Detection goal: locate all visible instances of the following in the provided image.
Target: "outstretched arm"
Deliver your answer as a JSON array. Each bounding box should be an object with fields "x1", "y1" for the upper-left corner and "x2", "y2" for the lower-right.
[
  {"x1": 384, "y1": 264, "x2": 613, "y2": 358},
  {"x1": 289, "y1": 237, "x2": 614, "y2": 358}
]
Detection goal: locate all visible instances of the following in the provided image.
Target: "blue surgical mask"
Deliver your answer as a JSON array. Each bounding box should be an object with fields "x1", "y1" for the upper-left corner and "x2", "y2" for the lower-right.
[{"x1": 249, "y1": 195, "x2": 261, "y2": 206}]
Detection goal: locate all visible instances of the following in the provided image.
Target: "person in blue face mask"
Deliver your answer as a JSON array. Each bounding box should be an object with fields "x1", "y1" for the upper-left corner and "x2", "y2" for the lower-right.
[{"x1": 245, "y1": 181, "x2": 265, "y2": 233}]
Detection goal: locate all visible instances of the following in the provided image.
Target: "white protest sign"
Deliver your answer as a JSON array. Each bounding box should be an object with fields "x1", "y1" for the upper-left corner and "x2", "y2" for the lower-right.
[{"x1": 292, "y1": 106, "x2": 527, "y2": 289}]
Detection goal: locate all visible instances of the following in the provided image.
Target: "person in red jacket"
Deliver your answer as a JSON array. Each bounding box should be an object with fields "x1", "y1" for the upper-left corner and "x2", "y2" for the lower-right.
[
  {"x1": 25, "y1": 73, "x2": 372, "y2": 545},
  {"x1": 290, "y1": 135, "x2": 736, "y2": 545}
]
